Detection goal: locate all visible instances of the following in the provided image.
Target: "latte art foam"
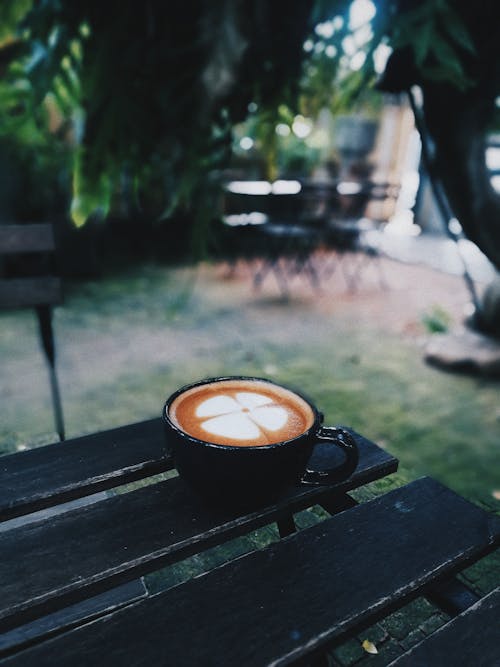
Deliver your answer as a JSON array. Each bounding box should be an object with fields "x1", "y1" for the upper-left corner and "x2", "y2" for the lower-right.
[{"x1": 169, "y1": 379, "x2": 315, "y2": 446}]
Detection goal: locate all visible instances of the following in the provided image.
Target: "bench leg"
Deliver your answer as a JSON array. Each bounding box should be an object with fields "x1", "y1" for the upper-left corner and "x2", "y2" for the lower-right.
[
  {"x1": 308, "y1": 652, "x2": 331, "y2": 667},
  {"x1": 426, "y1": 576, "x2": 481, "y2": 615},
  {"x1": 320, "y1": 493, "x2": 357, "y2": 516},
  {"x1": 276, "y1": 512, "x2": 296, "y2": 538},
  {"x1": 36, "y1": 305, "x2": 65, "y2": 442},
  {"x1": 277, "y1": 494, "x2": 357, "y2": 538}
]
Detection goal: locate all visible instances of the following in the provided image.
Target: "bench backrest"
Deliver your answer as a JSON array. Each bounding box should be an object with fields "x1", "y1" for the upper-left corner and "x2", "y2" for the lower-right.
[{"x1": 0, "y1": 224, "x2": 62, "y2": 309}]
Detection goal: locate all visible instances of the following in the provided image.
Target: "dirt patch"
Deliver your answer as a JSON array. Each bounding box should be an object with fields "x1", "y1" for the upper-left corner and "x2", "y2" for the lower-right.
[{"x1": 209, "y1": 252, "x2": 473, "y2": 338}]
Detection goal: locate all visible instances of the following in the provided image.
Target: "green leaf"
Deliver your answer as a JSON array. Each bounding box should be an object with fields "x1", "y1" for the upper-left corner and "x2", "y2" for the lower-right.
[
  {"x1": 413, "y1": 19, "x2": 434, "y2": 66},
  {"x1": 71, "y1": 147, "x2": 112, "y2": 227},
  {"x1": 442, "y1": 7, "x2": 476, "y2": 55},
  {"x1": 429, "y1": 36, "x2": 466, "y2": 80}
]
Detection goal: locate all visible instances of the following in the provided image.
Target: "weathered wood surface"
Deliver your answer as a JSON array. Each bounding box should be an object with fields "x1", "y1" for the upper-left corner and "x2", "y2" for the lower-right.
[
  {"x1": 0, "y1": 278, "x2": 61, "y2": 308},
  {"x1": 0, "y1": 580, "x2": 147, "y2": 656},
  {"x1": 0, "y1": 225, "x2": 54, "y2": 254},
  {"x1": 0, "y1": 432, "x2": 396, "y2": 633},
  {"x1": 3, "y1": 478, "x2": 499, "y2": 666},
  {"x1": 0, "y1": 419, "x2": 169, "y2": 522},
  {"x1": 388, "y1": 586, "x2": 500, "y2": 667}
]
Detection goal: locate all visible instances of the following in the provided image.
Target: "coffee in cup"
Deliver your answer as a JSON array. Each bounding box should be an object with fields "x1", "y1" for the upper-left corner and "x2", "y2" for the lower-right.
[
  {"x1": 168, "y1": 378, "x2": 315, "y2": 447},
  {"x1": 163, "y1": 376, "x2": 358, "y2": 507}
]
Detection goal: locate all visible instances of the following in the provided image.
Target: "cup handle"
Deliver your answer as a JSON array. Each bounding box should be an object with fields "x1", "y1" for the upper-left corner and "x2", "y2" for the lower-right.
[{"x1": 300, "y1": 426, "x2": 359, "y2": 486}]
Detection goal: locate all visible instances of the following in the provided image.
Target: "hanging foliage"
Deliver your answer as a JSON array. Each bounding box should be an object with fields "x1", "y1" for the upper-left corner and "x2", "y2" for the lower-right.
[{"x1": 2, "y1": 0, "x2": 498, "y2": 267}]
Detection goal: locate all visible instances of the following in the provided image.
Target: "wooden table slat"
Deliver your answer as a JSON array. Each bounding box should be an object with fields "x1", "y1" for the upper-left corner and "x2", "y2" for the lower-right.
[
  {"x1": 387, "y1": 586, "x2": 500, "y2": 667},
  {"x1": 0, "y1": 433, "x2": 397, "y2": 633},
  {"x1": 0, "y1": 419, "x2": 171, "y2": 522},
  {"x1": 3, "y1": 478, "x2": 499, "y2": 666},
  {"x1": 0, "y1": 581, "x2": 147, "y2": 656},
  {"x1": 0, "y1": 225, "x2": 55, "y2": 254}
]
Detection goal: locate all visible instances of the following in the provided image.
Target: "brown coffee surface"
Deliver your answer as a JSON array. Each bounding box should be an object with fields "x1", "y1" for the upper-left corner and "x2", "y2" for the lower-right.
[{"x1": 169, "y1": 379, "x2": 314, "y2": 446}]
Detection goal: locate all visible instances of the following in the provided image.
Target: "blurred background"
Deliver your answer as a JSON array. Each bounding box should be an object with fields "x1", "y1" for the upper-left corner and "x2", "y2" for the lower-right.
[{"x1": 0, "y1": 1, "x2": 499, "y2": 507}]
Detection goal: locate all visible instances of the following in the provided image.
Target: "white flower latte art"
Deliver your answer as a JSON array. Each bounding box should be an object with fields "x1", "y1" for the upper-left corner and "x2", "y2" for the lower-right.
[
  {"x1": 196, "y1": 392, "x2": 288, "y2": 440},
  {"x1": 169, "y1": 379, "x2": 315, "y2": 446}
]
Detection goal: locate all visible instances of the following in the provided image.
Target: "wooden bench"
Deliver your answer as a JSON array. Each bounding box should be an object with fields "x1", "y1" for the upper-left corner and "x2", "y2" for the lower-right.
[
  {"x1": 0, "y1": 223, "x2": 64, "y2": 440},
  {"x1": 1, "y1": 476, "x2": 498, "y2": 666},
  {"x1": 0, "y1": 423, "x2": 398, "y2": 658},
  {"x1": 1, "y1": 420, "x2": 499, "y2": 664}
]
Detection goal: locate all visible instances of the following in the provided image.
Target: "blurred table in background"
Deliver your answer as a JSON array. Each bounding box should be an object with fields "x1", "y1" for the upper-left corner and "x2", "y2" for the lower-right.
[{"x1": 218, "y1": 178, "x2": 398, "y2": 294}]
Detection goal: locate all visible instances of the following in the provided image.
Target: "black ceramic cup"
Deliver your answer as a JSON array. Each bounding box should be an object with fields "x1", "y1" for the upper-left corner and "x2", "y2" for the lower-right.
[{"x1": 163, "y1": 376, "x2": 358, "y2": 507}]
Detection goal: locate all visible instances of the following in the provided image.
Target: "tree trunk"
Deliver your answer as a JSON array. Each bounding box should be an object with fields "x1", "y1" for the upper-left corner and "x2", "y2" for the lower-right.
[{"x1": 422, "y1": 82, "x2": 500, "y2": 271}]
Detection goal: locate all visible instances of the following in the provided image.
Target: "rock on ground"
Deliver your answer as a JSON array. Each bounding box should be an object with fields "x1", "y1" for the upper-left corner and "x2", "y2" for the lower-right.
[{"x1": 425, "y1": 327, "x2": 500, "y2": 376}]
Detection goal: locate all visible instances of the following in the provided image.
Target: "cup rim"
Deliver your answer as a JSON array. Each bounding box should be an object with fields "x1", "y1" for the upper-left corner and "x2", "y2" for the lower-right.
[{"x1": 163, "y1": 375, "x2": 321, "y2": 451}]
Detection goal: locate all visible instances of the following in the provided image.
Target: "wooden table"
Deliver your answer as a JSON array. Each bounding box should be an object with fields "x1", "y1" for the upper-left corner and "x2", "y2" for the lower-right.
[{"x1": 0, "y1": 419, "x2": 498, "y2": 665}]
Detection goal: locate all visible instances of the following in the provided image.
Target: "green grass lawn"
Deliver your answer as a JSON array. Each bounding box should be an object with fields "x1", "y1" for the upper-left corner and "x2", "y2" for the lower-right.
[{"x1": 1, "y1": 260, "x2": 499, "y2": 506}]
